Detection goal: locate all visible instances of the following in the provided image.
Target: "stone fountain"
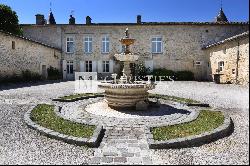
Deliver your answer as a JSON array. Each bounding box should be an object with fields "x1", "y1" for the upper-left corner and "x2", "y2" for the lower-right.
[{"x1": 98, "y1": 28, "x2": 155, "y2": 109}]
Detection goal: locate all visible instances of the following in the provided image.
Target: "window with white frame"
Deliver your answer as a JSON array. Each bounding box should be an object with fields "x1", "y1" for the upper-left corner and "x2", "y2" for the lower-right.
[
  {"x1": 66, "y1": 37, "x2": 74, "y2": 53},
  {"x1": 218, "y1": 61, "x2": 224, "y2": 72},
  {"x1": 102, "y1": 61, "x2": 109, "y2": 73},
  {"x1": 85, "y1": 61, "x2": 92, "y2": 72},
  {"x1": 102, "y1": 36, "x2": 110, "y2": 53},
  {"x1": 84, "y1": 37, "x2": 93, "y2": 53},
  {"x1": 151, "y1": 37, "x2": 163, "y2": 53}
]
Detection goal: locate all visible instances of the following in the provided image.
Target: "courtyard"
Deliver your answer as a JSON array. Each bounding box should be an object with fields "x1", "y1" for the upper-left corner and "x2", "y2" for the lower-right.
[{"x1": 0, "y1": 81, "x2": 248, "y2": 165}]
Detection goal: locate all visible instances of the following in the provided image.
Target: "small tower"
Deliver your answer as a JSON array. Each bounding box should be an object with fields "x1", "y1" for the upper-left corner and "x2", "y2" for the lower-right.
[
  {"x1": 48, "y1": 12, "x2": 56, "y2": 24},
  {"x1": 215, "y1": 7, "x2": 228, "y2": 22},
  {"x1": 215, "y1": 1, "x2": 228, "y2": 22},
  {"x1": 48, "y1": 2, "x2": 56, "y2": 24}
]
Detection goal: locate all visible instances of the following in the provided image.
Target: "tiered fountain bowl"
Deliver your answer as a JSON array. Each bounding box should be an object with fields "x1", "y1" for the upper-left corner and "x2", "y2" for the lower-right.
[{"x1": 98, "y1": 28, "x2": 155, "y2": 109}]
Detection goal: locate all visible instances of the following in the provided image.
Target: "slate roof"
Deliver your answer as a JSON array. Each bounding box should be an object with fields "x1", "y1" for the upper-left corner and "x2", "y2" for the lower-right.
[
  {"x1": 202, "y1": 31, "x2": 249, "y2": 49},
  {"x1": 0, "y1": 30, "x2": 61, "y2": 51}
]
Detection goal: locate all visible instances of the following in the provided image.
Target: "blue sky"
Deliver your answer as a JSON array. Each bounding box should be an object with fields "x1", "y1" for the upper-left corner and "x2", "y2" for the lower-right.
[{"x1": 0, "y1": 0, "x2": 249, "y2": 24}]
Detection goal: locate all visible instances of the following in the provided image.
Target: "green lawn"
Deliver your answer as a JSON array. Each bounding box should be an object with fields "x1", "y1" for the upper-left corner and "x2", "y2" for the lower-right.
[
  {"x1": 31, "y1": 104, "x2": 96, "y2": 138},
  {"x1": 152, "y1": 110, "x2": 224, "y2": 141},
  {"x1": 149, "y1": 94, "x2": 200, "y2": 104}
]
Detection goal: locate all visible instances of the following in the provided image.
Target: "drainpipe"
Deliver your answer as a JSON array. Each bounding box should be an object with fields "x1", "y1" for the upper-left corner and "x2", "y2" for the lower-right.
[{"x1": 236, "y1": 40, "x2": 240, "y2": 83}]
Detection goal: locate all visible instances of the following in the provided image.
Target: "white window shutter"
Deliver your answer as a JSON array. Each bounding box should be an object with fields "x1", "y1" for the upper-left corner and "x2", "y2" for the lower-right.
[
  {"x1": 92, "y1": 61, "x2": 97, "y2": 72},
  {"x1": 98, "y1": 60, "x2": 102, "y2": 73},
  {"x1": 109, "y1": 60, "x2": 113, "y2": 73},
  {"x1": 80, "y1": 61, "x2": 85, "y2": 72}
]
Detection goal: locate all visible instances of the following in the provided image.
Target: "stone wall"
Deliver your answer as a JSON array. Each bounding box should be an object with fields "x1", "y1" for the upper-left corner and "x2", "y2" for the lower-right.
[
  {"x1": 22, "y1": 24, "x2": 249, "y2": 80},
  {"x1": 0, "y1": 32, "x2": 61, "y2": 78},
  {"x1": 206, "y1": 37, "x2": 249, "y2": 85}
]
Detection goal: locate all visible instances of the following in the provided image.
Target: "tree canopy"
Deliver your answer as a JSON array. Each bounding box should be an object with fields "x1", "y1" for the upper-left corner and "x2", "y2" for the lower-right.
[{"x1": 0, "y1": 4, "x2": 22, "y2": 35}]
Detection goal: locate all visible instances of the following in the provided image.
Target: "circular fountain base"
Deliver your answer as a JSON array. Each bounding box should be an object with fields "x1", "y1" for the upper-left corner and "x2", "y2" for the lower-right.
[{"x1": 98, "y1": 83, "x2": 155, "y2": 109}]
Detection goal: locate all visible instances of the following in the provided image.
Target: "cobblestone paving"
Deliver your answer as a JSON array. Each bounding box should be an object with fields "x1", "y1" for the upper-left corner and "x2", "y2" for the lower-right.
[
  {"x1": 0, "y1": 81, "x2": 249, "y2": 165},
  {"x1": 57, "y1": 98, "x2": 199, "y2": 128},
  {"x1": 87, "y1": 127, "x2": 160, "y2": 165}
]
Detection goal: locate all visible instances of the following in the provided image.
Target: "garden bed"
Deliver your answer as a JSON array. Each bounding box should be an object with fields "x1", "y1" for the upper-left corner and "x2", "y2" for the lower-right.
[
  {"x1": 25, "y1": 104, "x2": 104, "y2": 147},
  {"x1": 147, "y1": 110, "x2": 233, "y2": 149}
]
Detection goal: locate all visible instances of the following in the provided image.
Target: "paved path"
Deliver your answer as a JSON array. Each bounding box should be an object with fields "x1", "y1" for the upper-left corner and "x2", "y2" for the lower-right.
[{"x1": 88, "y1": 127, "x2": 155, "y2": 165}]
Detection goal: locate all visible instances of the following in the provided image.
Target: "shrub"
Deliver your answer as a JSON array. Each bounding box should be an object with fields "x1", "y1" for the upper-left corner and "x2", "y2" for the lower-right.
[
  {"x1": 21, "y1": 70, "x2": 41, "y2": 81},
  {"x1": 0, "y1": 70, "x2": 41, "y2": 84},
  {"x1": 150, "y1": 68, "x2": 176, "y2": 81},
  {"x1": 47, "y1": 66, "x2": 62, "y2": 80},
  {"x1": 175, "y1": 71, "x2": 194, "y2": 81},
  {"x1": 150, "y1": 69, "x2": 194, "y2": 81}
]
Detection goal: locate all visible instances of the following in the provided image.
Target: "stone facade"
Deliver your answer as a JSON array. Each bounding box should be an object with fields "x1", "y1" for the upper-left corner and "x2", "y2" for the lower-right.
[
  {"x1": 21, "y1": 23, "x2": 249, "y2": 80},
  {"x1": 0, "y1": 31, "x2": 61, "y2": 79},
  {"x1": 204, "y1": 32, "x2": 249, "y2": 85}
]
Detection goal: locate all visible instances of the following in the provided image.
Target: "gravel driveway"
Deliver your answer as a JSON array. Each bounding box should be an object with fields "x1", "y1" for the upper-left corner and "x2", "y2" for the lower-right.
[{"x1": 0, "y1": 81, "x2": 249, "y2": 165}]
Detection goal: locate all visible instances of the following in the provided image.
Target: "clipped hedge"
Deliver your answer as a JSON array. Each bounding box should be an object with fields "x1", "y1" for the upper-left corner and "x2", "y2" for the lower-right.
[
  {"x1": 0, "y1": 70, "x2": 42, "y2": 83},
  {"x1": 175, "y1": 71, "x2": 194, "y2": 81},
  {"x1": 150, "y1": 69, "x2": 194, "y2": 81},
  {"x1": 47, "y1": 66, "x2": 62, "y2": 80}
]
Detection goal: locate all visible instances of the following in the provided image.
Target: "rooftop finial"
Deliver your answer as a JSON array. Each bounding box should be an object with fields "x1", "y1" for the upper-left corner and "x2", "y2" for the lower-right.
[
  {"x1": 71, "y1": 10, "x2": 74, "y2": 16},
  {"x1": 50, "y1": 1, "x2": 52, "y2": 12}
]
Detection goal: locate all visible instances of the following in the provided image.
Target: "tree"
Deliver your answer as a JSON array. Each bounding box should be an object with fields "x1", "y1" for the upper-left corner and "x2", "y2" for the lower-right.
[{"x1": 0, "y1": 4, "x2": 22, "y2": 35}]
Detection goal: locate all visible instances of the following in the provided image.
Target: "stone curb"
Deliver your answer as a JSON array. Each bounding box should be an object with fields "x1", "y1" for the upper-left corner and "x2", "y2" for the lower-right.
[
  {"x1": 187, "y1": 103, "x2": 210, "y2": 107},
  {"x1": 24, "y1": 105, "x2": 105, "y2": 148},
  {"x1": 149, "y1": 95, "x2": 210, "y2": 108},
  {"x1": 146, "y1": 112, "x2": 233, "y2": 149},
  {"x1": 52, "y1": 94, "x2": 104, "y2": 102}
]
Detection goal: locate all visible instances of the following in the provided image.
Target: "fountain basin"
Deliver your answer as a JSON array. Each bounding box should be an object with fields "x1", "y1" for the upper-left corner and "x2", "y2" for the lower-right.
[
  {"x1": 98, "y1": 83, "x2": 155, "y2": 108},
  {"x1": 120, "y1": 38, "x2": 135, "y2": 45},
  {"x1": 114, "y1": 53, "x2": 139, "y2": 62}
]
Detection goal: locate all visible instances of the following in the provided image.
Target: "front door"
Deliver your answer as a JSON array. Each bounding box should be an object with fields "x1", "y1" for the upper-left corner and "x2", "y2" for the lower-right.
[{"x1": 66, "y1": 61, "x2": 74, "y2": 80}]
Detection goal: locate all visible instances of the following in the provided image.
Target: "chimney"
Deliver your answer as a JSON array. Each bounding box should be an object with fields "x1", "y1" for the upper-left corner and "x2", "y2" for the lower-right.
[
  {"x1": 35, "y1": 14, "x2": 45, "y2": 25},
  {"x1": 86, "y1": 16, "x2": 92, "y2": 25},
  {"x1": 137, "y1": 15, "x2": 141, "y2": 24},
  {"x1": 69, "y1": 15, "x2": 75, "y2": 25}
]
